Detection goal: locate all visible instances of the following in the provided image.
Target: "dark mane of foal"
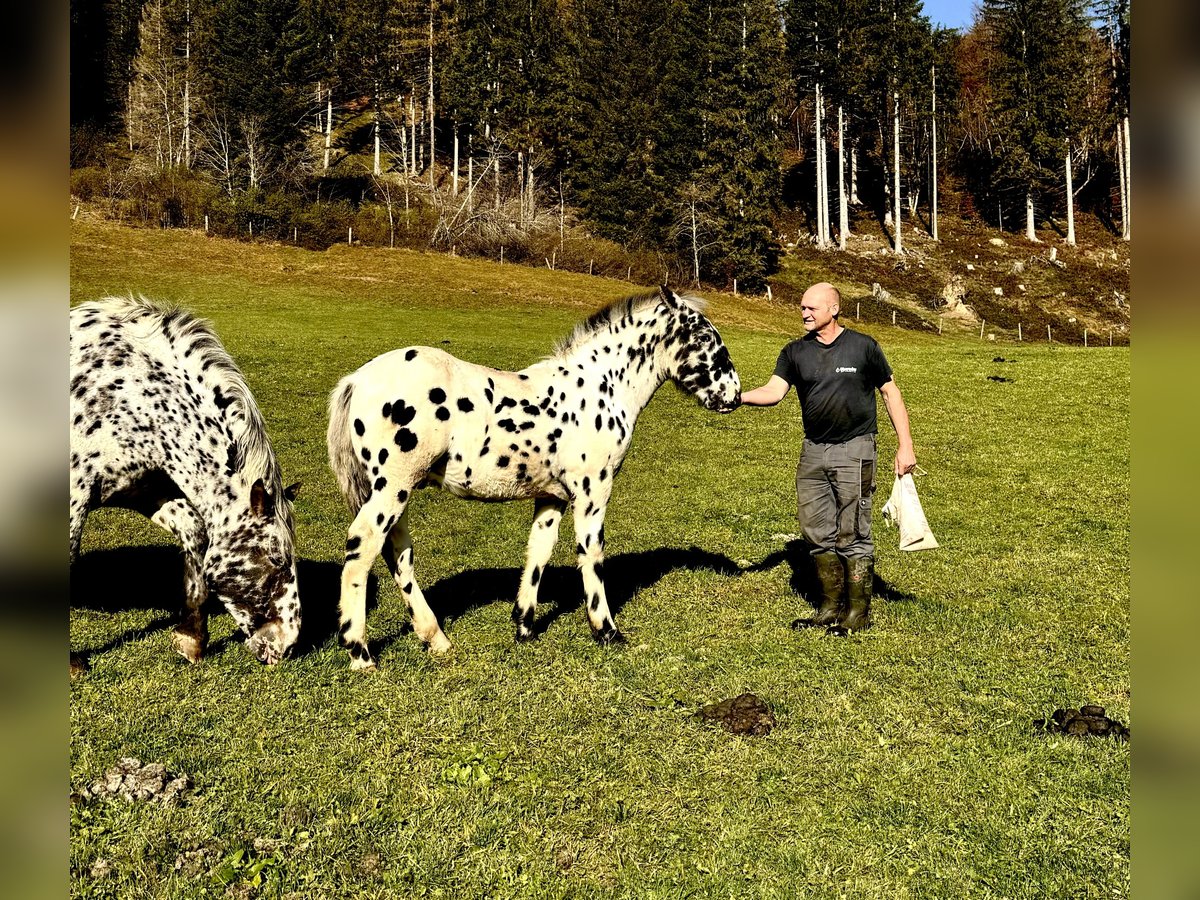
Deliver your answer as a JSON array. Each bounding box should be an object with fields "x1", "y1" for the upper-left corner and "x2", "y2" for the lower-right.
[
  {"x1": 108, "y1": 296, "x2": 286, "y2": 502},
  {"x1": 551, "y1": 289, "x2": 707, "y2": 360}
]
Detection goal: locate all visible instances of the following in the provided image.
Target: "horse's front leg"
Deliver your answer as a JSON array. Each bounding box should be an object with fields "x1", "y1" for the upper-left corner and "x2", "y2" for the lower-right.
[
  {"x1": 340, "y1": 488, "x2": 407, "y2": 671},
  {"x1": 512, "y1": 498, "x2": 567, "y2": 642},
  {"x1": 150, "y1": 498, "x2": 209, "y2": 663},
  {"x1": 572, "y1": 492, "x2": 623, "y2": 645}
]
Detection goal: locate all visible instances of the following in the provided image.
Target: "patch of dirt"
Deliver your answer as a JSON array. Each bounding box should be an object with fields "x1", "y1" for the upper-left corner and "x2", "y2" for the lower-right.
[
  {"x1": 72, "y1": 757, "x2": 192, "y2": 805},
  {"x1": 696, "y1": 693, "x2": 776, "y2": 736},
  {"x1": 1033, "y1": 706, "x2": 1129, "y2": 741},
  {"x1": 174, "y1": 845, "x2": 219, "y2": 879},
  {"x1": 775, "y1": 208, "x2": 1130, "y2": 344}
]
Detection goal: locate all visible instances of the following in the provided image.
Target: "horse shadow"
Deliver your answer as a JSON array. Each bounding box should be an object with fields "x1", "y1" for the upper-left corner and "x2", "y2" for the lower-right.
[
  {"x1": 746, "y1": 539, "x2": 919, "y2": 610},
  {"x1": 374, "y1": 545, "x2": 742, "y2": 653},
  {"x1": 69, "y1": 546, "x2": 372, "y2": 660}
]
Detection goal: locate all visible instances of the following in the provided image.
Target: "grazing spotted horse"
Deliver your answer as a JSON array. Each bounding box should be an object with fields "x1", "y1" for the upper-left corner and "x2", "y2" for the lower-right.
[
  {"x1": 327, "y1": 286, "x2": 741, "y2": 668},
  {"x1": 70, "y1": 296, "x2": 302, "y2": 665}
]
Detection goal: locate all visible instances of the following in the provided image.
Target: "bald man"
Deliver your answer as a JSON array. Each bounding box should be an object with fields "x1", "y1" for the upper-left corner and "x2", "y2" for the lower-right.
[{"x1": 740, "y1": 282, "x2": 916, "y2": 634}]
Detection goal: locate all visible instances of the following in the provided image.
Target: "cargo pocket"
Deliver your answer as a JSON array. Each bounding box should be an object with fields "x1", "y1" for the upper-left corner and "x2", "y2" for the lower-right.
[{"x1": 855, "y1": 457, "x2": 876, "y2": 539}]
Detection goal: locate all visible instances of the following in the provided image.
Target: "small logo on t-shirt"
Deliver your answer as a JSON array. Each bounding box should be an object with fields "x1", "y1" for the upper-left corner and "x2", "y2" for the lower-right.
[{"x1": 835, "y1": 366, "x2": 858, "y2": 373}]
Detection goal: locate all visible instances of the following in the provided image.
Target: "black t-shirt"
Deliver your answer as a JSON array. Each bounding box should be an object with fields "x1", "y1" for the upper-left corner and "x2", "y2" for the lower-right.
[{"x1": 773, "y1": 328, "x2": 893, "y2": 443}]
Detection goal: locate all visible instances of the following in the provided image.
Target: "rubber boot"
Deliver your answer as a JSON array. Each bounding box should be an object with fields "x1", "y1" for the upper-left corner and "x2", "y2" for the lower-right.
[
  {"x1": 792, "y1": 551, "x2": 844, "y2": 629},
  {"x1": 835, "y1": 557, "x2": 874, "y2": 633}
]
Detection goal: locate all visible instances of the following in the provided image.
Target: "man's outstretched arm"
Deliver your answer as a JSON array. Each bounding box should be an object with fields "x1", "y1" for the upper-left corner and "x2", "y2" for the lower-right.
[{"x1": 740, "y1": 375, "x2": 790, "y2": 407}]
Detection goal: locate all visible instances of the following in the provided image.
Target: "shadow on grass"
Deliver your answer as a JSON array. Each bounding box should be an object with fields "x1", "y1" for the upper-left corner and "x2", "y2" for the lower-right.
[
  {"x1": 69, "y1": 546, "x2": 376, "y2": 660},
  {"x1": 374, "y1": 545, "x2": 741, "y2": 653},
  {"x1": 746, "y1": 539, "x2": 919, "y2": 610}
]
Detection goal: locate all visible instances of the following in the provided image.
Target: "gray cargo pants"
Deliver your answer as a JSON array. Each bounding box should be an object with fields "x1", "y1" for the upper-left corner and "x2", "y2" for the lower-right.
[{"x1": 795, "y1": 433, "x2": 878, "y2": 560}]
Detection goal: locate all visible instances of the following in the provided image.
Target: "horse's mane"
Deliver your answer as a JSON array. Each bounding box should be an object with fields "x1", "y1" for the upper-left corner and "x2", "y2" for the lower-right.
[
  {"x1": 551, "y1": 289, "x2": 707, "y2": 359},
  {"x1": 100, "y1": 295, "x2": 285, "y2": 497}
]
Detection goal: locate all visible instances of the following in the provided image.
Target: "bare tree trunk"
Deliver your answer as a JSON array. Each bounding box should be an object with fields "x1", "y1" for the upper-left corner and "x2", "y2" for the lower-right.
[
  {"x1": 452, "y1": 126, "x2": 459, "y2": 196},
  {"x1": 400, "y1": 116, "x2": 408, "y2": 174},
  {"x1": 527, "y1": 150, "x2": 535, "y2": 221},
  {"x1": 1115, "y1": 122, "x2": 1127, "y2": 239},
  {"x1": 815, "y1": 84, "x2": 828, "y2": 248},
  {"x1": 324, "y1": 94, "x2": 332, "y2": 171},
  {"x1": 517, "y1": 150, "x2": 524, "y2": 224},
  {"x1": 494, "y1": 156, "x2": 501, "y2": 211},
  {"x1": 373, "y1": 84, "x2": 381, "y2": 176},
  {"x1": 428, "y1": 4, "x2": 436, "y2": 191},
  {"x1": 931, "y1": 64, "x2": 938, "y2": 241},
  {"x1": 183, "y1": 0, "x2": 191, "y2": 167},
  {"x1": 468, "y1": 155, "x2": 474, "y2": 213},
  {"x1": 409, "y1": 95, "x2": 417, "y2": 176},
  {"x1": 850, "y1": 143, "x2": 859, "y2": 205},
  {"x1": 893, "y1": 91, "x2": 903, "y2": 255},
  {"x1": 1025, "y1": 190, "x2": 1040, "y2": 242},
  {"x1": 838, "y1": 104, "x2": 847, "y2": 250},
  {"x1": 1122, "y1": 116, "x2": 1131, "y2": 240},
  {"x1": 691, "y1": 199, "x2": 701, "y2": 285},
  {"x1": 1064, "y1": 145, "x2": 1076, "y2": 245}
]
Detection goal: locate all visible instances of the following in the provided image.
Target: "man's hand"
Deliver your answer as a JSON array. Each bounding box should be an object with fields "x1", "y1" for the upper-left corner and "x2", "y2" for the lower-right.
[{"x1": 895, "y1": 447, "x2": 917, "y2": 476}]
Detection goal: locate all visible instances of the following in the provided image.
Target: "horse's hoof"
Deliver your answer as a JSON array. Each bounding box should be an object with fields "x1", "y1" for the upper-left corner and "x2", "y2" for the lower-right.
[
  {"x1": 515, "y1": 629, "x2": 538, "y2": 644},
  {"x1": 70, "y1": 653, "x2": 88, "y2": 677},
  {"x1": 594, "y1": 626, "x2": 626, "y2": 647},
  {"x1": 171, "y1": 631, "x2": 204, "y2": 663},
  {"x1": 428, "y1": 634, "x2": 454, "y2": 655},
  {"x1": 349, "y1": 656, "x2": 377, "y2": 672}
]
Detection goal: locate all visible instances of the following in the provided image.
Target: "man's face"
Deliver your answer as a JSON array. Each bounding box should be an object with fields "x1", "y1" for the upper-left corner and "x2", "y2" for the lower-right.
[{"x1": 800, "y1": 289, "x2": 838, "y2": 332}]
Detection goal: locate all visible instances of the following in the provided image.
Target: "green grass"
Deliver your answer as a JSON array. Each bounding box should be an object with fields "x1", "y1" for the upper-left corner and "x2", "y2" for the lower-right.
[{"x1": 70, "y1": 221, "x2": 1129, "y2": 899}]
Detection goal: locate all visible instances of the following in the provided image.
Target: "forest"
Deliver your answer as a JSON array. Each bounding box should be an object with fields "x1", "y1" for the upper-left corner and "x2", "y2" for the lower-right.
[{"x1": 70, "y1": 0, "x2": 1131, "y2": 292}]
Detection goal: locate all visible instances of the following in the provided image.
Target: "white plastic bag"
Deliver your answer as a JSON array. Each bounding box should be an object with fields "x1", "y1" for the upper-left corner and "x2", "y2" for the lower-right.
[{"x1": 881, "y1": 473, "x2": 939, "y2": 551}]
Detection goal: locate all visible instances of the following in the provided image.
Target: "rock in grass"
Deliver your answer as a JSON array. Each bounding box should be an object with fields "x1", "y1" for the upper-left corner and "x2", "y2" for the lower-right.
[
  {"x1": 1034, "y1": 706, "x2": 1129, "y2": 742},
  {"x1": 697, "y1": 693, "x2": 776, "y2": 736}
]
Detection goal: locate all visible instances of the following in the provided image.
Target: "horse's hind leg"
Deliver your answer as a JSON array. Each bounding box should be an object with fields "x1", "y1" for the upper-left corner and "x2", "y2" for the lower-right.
[
  {"x1": 382, "y1": 507, "x2": 452, "y2": 654},
  {"x1": 150, "y1": 498, "x2": 209, "y2": 663},
  {"x1": 512, "y1": 498, "x2": 566, "y2": 642}
]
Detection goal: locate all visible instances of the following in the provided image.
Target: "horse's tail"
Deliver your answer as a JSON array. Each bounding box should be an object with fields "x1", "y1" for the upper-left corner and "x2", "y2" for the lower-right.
[{"x1": 327, "y1": 376, "x2": 371, "y2": 515}]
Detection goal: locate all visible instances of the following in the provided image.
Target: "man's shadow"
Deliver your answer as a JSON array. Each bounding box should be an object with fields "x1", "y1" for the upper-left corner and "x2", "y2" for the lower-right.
[
  {"x1": 69, "y1": 546, "x2": 361, "y2": 661},
  {"x1": 747, "y1": 539, "x2": 918, "y2": 610},
  {"x1": 374, "y1": 545, "x2": 742, "y2": 654}
]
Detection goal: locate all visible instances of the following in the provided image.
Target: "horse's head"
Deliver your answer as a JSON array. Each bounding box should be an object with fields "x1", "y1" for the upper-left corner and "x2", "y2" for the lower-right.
[
  {"x1": 206, "y1": 478, "x2": 302, "y2": 664},
  {"x1": 659, "y1": 287, "x2": 742, "y2": 413}
]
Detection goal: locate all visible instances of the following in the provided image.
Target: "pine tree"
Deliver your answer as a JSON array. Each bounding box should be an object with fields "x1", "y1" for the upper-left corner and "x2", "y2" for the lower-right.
[
  {"x1": 193, "y1": 0, "x2": 313, "y2": 187},
  {"x1": 692, "y1": 0, "x2": 784, "y2": 291},
  {"x1": 564, "y1": 0, "x2": 702, "y2": 248},
  {"x1": 980, "y1": 0, "x2": 1091, "y2": 242}
]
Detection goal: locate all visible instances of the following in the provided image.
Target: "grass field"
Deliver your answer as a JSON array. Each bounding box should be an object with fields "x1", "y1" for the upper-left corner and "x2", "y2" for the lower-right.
[{"x1": 69, "y1": 220, "x2": 1129, "y2": 899}]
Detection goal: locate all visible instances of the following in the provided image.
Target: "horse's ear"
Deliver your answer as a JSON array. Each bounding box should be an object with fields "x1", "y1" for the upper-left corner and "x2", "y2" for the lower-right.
[
  {"x1": 250, "y1": 478, "x2": 274, "y2": 518},
  {"x1": 284, "y1": 481, "x2": 302, "y2": 502},
  {"x1": 659, "y1": 285, "x2": 678, "y2": 304}
]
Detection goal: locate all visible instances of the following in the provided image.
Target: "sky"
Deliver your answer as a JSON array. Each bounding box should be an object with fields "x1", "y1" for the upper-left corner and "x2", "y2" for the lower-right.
[{"x1": 920, "y1": 0, "x2": 979, "y2": 30}]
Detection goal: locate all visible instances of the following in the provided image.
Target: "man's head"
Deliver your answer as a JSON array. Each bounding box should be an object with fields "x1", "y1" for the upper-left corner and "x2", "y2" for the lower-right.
[{"x1": 800, "y1": 282, "x2": 841, "y2": 333}]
